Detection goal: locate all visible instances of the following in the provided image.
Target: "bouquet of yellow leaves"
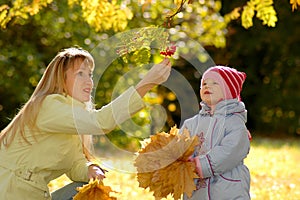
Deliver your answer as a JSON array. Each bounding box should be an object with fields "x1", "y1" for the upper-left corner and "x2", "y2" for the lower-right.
[
  {"x1": 73, "y1": 178, "x2": 117, "y2": 200},
  {"x1": 134, "y1": 126, "x2": 201, "y2": 200}
]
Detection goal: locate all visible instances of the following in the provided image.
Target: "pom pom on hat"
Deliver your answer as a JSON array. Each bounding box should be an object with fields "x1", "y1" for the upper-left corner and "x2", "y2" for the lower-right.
[{"x1": 201, "y1": 66, "x2": 246, "y2": 100}]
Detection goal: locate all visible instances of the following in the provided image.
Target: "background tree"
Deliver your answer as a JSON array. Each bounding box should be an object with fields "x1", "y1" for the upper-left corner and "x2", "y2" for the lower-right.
[{"x1": 214, "y1": 0, "x2": 300, "y2": 136}]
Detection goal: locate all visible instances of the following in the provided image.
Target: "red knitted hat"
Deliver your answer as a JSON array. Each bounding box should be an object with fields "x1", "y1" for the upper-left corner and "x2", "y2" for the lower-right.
[{"x1": 201, "y1": 66, "x2": 246, "y2": 100}]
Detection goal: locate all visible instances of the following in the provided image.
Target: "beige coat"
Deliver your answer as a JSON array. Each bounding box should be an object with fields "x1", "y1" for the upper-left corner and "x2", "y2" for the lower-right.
[{"x1": 0, "y1": 86, "x2": 144, "y2": 200}]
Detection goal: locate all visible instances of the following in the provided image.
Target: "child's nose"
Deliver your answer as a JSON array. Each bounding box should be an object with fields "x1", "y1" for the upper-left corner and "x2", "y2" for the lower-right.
[{"x1": 204, "y1": 84, "x2": 210, "y2": 89}]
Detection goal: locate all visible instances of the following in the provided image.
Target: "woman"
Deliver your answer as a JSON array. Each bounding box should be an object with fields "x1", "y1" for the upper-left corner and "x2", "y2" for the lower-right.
[{"x1": 0, "y1": 47, "x2": 171, "y2": 200}]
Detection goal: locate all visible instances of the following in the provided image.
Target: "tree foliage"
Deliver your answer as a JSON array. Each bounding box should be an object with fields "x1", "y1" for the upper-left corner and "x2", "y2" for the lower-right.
[
  {"x1": 0, "y1": 0, "x2": 132, "y2": 32},
  {"x1": 1, "y1": 0, "x2": 298, "y2": 32},
  {"x1": 240, "y1": 0, "x2": 277, "y2": 28},
  {"x1": 0, "y1": 0, "x2": 299, "y2": 147},
  {"x1": 0, "y1": 0, "x2": 295, "y2": 51},
  {"x1": 290, "y1": 0, "x2": 300, "y2": 11},
  {"x1": 210, "y1": 0, "x2": 300, "y2": 136}
]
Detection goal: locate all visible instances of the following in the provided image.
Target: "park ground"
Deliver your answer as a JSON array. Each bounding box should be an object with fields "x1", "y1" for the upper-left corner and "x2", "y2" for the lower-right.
[{"x1": 49, "y1": 136, "x2": 300, "y2": 200}]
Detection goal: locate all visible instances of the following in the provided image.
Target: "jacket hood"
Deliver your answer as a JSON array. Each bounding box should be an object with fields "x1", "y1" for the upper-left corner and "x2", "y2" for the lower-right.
[{"x1": 199, "y1": 99, "x2": 247, "y2": 123}]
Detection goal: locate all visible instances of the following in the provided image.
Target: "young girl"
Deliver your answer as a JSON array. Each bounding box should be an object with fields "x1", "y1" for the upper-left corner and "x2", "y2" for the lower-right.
[
  {"x1": 0, "y1": 47, "x2": 171, "y2": 200},
  {"x1": 180, "y1": 66, "x2": 251, "y2": 200}
]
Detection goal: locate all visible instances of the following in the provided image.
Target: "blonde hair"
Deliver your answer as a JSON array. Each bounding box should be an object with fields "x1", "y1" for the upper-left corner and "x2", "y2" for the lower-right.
[{"x1": 0, "y1": 47, "x2": 95, "y2": 159}]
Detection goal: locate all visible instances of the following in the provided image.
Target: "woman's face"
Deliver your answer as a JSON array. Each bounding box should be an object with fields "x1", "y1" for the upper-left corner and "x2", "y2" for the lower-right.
[
  {"x1": 65, "y1": 59, "x2": 93, "y2": 102},
  {"x1": 200, "y1": 78, "x2": 224, "y2": 106}
]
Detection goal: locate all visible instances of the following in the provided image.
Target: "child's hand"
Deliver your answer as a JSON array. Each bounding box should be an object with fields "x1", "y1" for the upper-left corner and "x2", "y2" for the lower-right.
[
  {"x1": 88, "y1": 165, "x2": 106, "y2": 180},
  {"x1": 188, "y1": 155, "x2": 194, "y2": 162},
  {"x1": 188, "y1": 156, "x2": 203, "y2": 178}
]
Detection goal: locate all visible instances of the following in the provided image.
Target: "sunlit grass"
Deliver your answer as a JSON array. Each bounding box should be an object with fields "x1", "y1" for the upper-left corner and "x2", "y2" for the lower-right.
[
  {"x1": 48, "y1": 137, "x2": 300, "y2": 200},
  {"x1": 245, "y1": 137, "x2": 300, "y2": 200}
]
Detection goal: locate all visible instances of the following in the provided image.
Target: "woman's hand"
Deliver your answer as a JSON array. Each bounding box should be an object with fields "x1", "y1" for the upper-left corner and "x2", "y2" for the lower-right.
[
  {"x1": 87, "y1": 165, "x2": 106, "y2": 180},
  {"x1": 135, "y1": 58, "x2": 172, "y2": 97},
  {"x1": 145, "y1": 58, "x2": 172, "y2": 85}
]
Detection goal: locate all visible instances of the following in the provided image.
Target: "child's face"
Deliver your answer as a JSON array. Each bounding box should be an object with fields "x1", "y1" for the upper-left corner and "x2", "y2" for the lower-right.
[
  {"x1": 65, "y1": 59, "x2": 94, "y2": 102},
  {"x1": 200, "y1": 78, "x2": 224, "y2": 106}
]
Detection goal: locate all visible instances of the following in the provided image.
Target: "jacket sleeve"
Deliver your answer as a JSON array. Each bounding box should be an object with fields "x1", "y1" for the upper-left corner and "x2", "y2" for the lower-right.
[
  {"x1": 198, "y1": 116, "x2": 250, "y2": 178},
  {"x1": 65, "y1": 157, "x2": 89, "y2": 182},
  {"x1": 65, "y1": 141, "x2": 90, "y2": 182},
  {"x1": 37, "y1": 86, "x2": 145, "y2": 135},
  {"x1": 179, "y1": 115, "x2": 198, "y2": 135}
]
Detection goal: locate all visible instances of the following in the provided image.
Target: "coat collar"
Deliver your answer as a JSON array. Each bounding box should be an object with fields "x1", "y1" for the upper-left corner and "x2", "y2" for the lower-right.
[{"x1": 199, "y1": 99, "x2": 247, "y2": 122}]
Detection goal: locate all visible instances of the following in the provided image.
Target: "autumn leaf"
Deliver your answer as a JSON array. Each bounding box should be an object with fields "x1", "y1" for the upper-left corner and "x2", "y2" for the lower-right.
[
  {"x1": 73, "y1": 178, "x2": 117, "y2": 200},
  {"x1": 290, "y1": 0, "x2": 300, "y2": 11},
  {"x1": 134, "y1": 126, "x2": 201, "y2": 200}
]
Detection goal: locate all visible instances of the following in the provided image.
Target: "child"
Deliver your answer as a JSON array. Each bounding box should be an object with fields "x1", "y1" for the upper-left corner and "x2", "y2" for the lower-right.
[
  {"x1": 0, "y1": 47, "x2": 171, "y2": 200},
  {"x1": 180, "y1": 66, "x2": 251, "y2": 200}
]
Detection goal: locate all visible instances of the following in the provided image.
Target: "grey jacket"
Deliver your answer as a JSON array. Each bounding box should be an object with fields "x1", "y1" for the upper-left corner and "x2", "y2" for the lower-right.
[{"x1": 180, "y1": 99, "x2": 251, "y2": 200}]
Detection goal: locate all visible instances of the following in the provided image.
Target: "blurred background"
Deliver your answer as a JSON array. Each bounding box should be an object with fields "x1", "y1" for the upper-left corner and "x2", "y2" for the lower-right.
[
  {"x1": 0, "y1": 0, "x2": 299, "y2": 149},
  {"x1": 1, "y1": 1, "x2": 299, "y2": 199}
]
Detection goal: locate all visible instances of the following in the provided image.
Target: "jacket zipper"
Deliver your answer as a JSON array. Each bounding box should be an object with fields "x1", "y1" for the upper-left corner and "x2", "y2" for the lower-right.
[{"x1": 207, "y1": 118, "x2": 218, "y2": 199}]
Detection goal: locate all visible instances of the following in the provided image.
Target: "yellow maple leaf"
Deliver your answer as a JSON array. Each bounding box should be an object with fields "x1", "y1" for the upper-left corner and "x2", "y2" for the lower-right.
[
  {"x1": 73, "y1": 179, "x2": 117, "y2": 200},
  {"x1": 135, "y1": 126, "x2": 201, "y2": 200},
  {"x1": 290, "y1": 0, "x2": 300, "y2": 11}
]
